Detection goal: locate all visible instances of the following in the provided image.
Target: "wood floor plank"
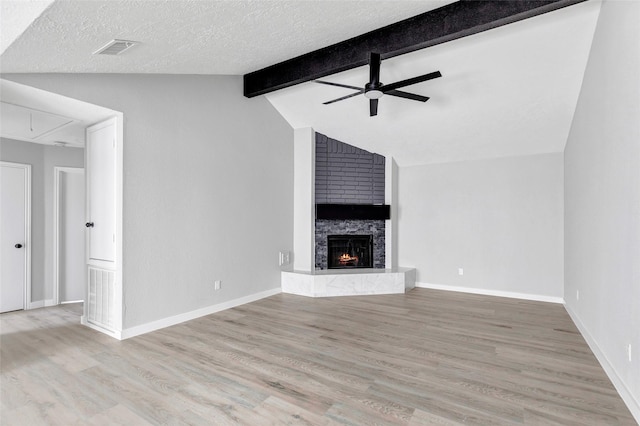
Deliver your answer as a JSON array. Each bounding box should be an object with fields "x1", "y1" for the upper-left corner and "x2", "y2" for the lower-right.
[{"x1": 1, "y1": 289, "x2": 636, "y2": 425}]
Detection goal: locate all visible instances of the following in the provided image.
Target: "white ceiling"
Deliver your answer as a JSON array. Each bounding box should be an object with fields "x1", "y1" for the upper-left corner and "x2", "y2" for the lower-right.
[
  {"x1": 1, "y1": 79, "x2": 117, "y2": 147},
  {"x1": 0, "y1": 0, "x2": 602, "y2": 165},
  {"x1": 0, "y1": 0, "x2": 453, "y2": 74},
  {"x1": 267, "y1": 0, "x2": 602, "y2": 165}
]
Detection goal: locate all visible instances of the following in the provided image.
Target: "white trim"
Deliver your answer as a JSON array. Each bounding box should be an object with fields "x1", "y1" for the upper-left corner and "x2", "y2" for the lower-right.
[
  {"x1": 119, "y1": 287, "x2": 282, "y2": 340},
  {"x1": 1, "y1": 161, "x2": 32, "y2": 311},
  {"x1": 28, "y1": 300, "x2": 44, "y2": 310},
  {"x1": 53, "y1": 166, "x2": 84, "y2": 306},
  {"x1": 415, "y1": 282, "x2": 565, "y2": 304},
  {"x1": 564, "y1": 305, "x2": 640, "y2": 423},
  {"x1": 81, "y1": 315, "x2": 123, "y2": 340},
  {"x1": 61, "y1": 300, "x2": 83, "y2": 304},
  {"x1": 44, "y1": 298, "x2": 56, "y2": 307}
]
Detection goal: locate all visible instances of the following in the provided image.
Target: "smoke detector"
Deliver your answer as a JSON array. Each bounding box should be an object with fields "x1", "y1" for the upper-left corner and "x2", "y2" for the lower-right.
[{"x1": 93, "y1": 39, "x2": 138, "y2": 55}]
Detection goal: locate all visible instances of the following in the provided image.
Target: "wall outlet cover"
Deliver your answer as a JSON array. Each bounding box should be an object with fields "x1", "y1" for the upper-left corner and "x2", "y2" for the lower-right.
[{"x1": 279, "y1": 251, "x2": 291, "y2": 266}]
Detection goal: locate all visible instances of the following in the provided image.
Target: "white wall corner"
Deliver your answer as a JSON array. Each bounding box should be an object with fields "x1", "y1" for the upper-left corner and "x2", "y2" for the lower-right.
[
  {"x1": 564, "y1": 305, "x2": 640, "y2": 423},
  {"x1": 385, "y1": 157, "x2": 398, "y2": 269},
  {"x1": 293, "y1": 127, "x2": 315, "y2": 272}
]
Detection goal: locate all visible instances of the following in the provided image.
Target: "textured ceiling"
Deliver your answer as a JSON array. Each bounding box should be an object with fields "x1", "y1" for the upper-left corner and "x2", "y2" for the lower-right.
[
  {"x1": 0, "y1": 0, "x2": 54, "y2": 54},
  {"x1": 0, "y1": 0, "x2": 452, "y2": 74},
  {"x1": 0, "y1": 0, "x2": 601, "y2": 166}
]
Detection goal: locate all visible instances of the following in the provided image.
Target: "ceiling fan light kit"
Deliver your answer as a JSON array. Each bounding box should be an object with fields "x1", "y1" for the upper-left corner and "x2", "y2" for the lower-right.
[{"x1": 316, "y1": 52, "x2": 441, "y2": 117}]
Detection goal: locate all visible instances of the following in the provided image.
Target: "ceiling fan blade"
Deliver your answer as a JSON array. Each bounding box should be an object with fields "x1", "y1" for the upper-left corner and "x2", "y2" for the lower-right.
[
  {"x1": 369, "y1": 52, "x2": 381, "y2": 85},
  {"x1": 381, "y1": 71, "x2": 442, "y2": 92},
  {"x1": 323, "y1": 91, "x2": 363, "y2": 105},
  {"x1": 386, "y1": 90, "x2": 430, "y2": 102},
  {"x1": 315, "y1": 80, "x2": 362, "y2": 91},
  {"x1": 370, "y1": 99, "x2": 378, "y2": 117}
]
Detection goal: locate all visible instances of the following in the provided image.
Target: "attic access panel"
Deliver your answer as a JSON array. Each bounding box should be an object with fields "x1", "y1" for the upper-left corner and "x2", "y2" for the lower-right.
[{"x1": 1, "y1": 102, "x2": 75, "y2": 141}]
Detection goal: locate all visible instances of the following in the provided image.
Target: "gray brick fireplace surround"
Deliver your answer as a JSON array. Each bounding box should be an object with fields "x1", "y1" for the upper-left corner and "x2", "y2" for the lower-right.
[{"x1": 315, "y1": 133, "x2": 386, "y2": 270}]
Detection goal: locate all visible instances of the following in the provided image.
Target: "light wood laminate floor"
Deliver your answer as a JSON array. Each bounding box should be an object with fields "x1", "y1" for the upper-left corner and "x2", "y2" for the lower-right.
[{"x1": 1, "y1": 289, "x2": 636, "y2": 425}]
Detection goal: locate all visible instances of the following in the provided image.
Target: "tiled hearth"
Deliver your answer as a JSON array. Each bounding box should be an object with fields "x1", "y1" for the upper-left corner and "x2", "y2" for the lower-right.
[{"x1": 282, "y1": 268, "x2": 415, "y2": 298}]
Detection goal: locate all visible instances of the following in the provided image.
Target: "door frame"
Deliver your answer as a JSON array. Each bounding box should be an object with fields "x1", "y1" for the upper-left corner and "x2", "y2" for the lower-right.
[
  {"x1": 53, "y1": 166, "x2": 85, "y2": 305},
  {"x1": 1, "y1": 161, "x2": 32, "y2": 310}
]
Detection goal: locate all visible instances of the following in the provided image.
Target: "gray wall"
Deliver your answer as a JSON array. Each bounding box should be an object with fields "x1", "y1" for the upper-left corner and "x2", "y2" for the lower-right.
[
  {"x1": 564, "y1": 0, "x2": 640, "y2": 413},
  {"x1": 3, "y1": 74, "x2": 294, "y2": 329},
  {"x1": 398, "y1": 153, "x2": 564, "y2": 298},
  {"x1": 0, "y1": 138, "x2": 84, "y2": 302}
]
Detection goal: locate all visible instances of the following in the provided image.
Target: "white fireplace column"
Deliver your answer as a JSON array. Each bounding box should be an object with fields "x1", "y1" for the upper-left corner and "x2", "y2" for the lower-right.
[
  {"x1": 292, "y1": 127, "x2": 315, "y2": 272},
  {"x1": 385, "y1": 156, "x2": 398, "y2": 269}
]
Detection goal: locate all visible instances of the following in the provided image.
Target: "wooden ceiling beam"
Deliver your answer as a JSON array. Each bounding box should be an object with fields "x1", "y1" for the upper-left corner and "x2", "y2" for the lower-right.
[{"x1": 243, "y1": 0, "x2": 586, "y2": 98}]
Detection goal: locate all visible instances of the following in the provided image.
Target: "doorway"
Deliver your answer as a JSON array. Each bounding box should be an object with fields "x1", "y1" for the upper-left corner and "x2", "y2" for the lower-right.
[
  {"x1": 1, "y1": 79, "x2": 123, "y2": 338},
  {"x1": 0, "y1": 161, "x2": 31, "y2": 313},
  {"x1": 53, "y1": 167, "x2": 85, "y2": 304}
]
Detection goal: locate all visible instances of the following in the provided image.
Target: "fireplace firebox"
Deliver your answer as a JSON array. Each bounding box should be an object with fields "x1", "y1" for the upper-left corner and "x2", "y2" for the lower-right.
[{"x1": 327, "y1": 235, "x2": 373, "y2": 269}]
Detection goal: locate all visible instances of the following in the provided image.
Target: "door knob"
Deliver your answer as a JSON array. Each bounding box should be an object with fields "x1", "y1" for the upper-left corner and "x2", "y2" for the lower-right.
[
  {"x1": 85, "y1": 222, "x2": 94, "y2": 228},
  {"x1": 15, "y1": 244, "x2": 23, "y2": 248}
]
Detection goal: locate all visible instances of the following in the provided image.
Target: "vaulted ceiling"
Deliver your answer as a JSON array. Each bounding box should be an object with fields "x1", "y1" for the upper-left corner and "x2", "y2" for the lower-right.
[{"x1": 1, "y1": 0, "x2": 601, "y2": 165}]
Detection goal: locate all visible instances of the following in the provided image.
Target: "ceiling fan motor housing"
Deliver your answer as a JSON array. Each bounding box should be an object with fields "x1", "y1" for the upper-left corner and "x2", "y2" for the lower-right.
[
  {"x1": 364, "y1": 83, "x2": 384, "y2": 99},
  {"x1": 315, "y1": 51, "x2": 441, "y2": 116}
]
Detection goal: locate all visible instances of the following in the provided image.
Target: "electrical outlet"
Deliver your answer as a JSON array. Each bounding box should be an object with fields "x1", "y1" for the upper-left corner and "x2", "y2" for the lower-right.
[
  {"x1": 628, "y1": 344, "x2": 632, "y2": 362},
  {"x1": 279, "y1": 251, "x2": 291, "y2": 266},
  {"x1": 576, "y1": 290, "x2": 579, "y2": 301},
  {"x1": 458, "y1": 268, "x2": 464, "y2": 276},
  {"x1": 214, "y1": 280, "x2": 221, "y2": 290}
]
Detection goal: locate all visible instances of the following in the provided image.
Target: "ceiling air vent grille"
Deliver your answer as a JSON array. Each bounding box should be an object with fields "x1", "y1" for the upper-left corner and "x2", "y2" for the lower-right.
[{"x1": 93, "y1": 39, "x2": 138, "y2": 55}]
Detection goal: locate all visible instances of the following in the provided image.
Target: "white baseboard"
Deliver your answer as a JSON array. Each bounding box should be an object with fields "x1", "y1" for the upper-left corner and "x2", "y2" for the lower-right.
[
  {"x1": 564, "y1": 305, "x2": 640, "y2": 423},
  {"x1": 28, "y1": 300, "x2": 44, "y2": 309},
  {"x1": 27, "y1": 299, "x2": 82, "y2": 310},
  {"x1": 81, "y1": 315, "x2": 123, "y2": 339},
  {"x1": 415, "y1": 282, "x2": 565, "y2": 304},
  {"x1": 119, "y1": 287, "x2": 282, "y2": 340}
]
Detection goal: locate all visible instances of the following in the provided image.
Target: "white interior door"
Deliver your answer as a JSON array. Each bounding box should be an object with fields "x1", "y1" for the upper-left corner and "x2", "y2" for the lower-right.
[
  {"x1": 58, "y1": 168, "x2": 85, "y2": 302},
  {"x1": 86, "y1": 119, "x2": 116, "y2": 264},
  {"x1": 84, "y1": 117, "x2": 121, "y2": 335},
  {"x1": 1, "y1": 162, "x2": 30, "y2": 313}
]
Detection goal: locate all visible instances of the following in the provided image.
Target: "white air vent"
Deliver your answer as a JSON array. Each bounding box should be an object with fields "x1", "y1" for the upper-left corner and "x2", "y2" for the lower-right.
[
  {"x1": 93, "y1": 39, "x2": 138, "y2": 55},
  {"x1": 87, "y1": 267, "x2": 116, "y2": 331}
]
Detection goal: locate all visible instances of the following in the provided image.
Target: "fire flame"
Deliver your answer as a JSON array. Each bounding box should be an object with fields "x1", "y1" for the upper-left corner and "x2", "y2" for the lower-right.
[{"x1": 338, "y1": 253, "x2": 358, "y2": 264}]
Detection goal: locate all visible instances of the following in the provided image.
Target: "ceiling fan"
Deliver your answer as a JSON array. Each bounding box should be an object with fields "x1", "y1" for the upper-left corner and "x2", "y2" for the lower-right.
[{"x1": 315, "y1": 52, "x2": 442, "y2": 117}]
